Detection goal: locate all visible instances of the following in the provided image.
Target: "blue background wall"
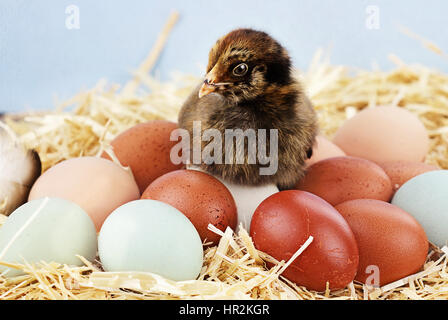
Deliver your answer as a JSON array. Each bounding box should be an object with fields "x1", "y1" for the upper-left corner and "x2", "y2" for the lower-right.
[{"x1": 1, "y1": 0, "x2": 447, "y2": 112}]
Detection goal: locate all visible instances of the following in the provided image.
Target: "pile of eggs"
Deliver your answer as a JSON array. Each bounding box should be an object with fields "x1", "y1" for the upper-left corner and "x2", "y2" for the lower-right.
[{"x1": 0, "y1": 106, "x2": 447, "y2": 292}]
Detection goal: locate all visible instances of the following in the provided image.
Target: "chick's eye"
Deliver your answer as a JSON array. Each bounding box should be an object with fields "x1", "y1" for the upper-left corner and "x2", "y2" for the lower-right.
[{"x1": 232, "y1": 63, "x2": 248, "y2": 76}]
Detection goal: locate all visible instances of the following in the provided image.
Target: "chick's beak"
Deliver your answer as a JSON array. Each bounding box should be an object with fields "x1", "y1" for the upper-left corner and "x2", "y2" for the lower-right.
[
  {"x1": 199, "y1": 66, "x2": 232, "y2": 99},
  {"x1": 199, "y1": 66, "x2": 223, "y2": 98},
  {"x1": 199, "y1": 79, "x2": 216, "y2": 99}
]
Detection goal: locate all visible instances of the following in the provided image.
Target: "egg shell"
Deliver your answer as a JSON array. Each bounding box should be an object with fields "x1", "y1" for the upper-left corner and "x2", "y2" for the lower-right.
[
  {"x1": 219, "y1": 181, "x2": 278, "y2": 232},
  {"x1": 250, "y1": 190, "x2": 359, "y2": 291},
  {"x1": 102, "y1": 120, "x2": 184, "y2": 193},
  {"x1": 333, "y1": 106, "x2": 429, "y2": 163},
  {"x1": 335, "y1": 199, "x2": 428, "y2": 286},
  {"x1": 296, "y1": 156, "x2": 393, "y2": 206},
  {"x1": 0, "y1": 198, "x2": 97, "y2": 277},
  {"x1": 306, "y1": 135, "x2": 346, "y2": 166},
  {"x1": 392, "y1": 170, "x2": 448, "y2": 247},
  {"x1": 28, "y1": 157, "x2": 140, "y2": 231},
  {"x1": 378, "y1": 161, "x2": 439, "y2": 192},
  {"x1": 98, "y1": 199, "x2": 203, "y2": 281},
  {"x1": 185, "y1": 165, "x2": 278, "y2": 232},
  {"x1": 141, "y1": 170, "x2": 237, "y2": 245}
]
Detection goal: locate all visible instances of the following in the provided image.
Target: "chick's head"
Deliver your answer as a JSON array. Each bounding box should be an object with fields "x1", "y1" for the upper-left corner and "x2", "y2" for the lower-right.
[{"x1": 199, "y1": 28, "x2": 293, "y2": 103}]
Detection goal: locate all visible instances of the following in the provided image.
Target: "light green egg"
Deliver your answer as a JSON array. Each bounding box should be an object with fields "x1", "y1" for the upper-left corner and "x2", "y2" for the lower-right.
[
  {"x1": 98, "y1": 199, "x2": 204, "y2": 281},
  {"x1": 392, "y1": 170, "x2": 448, "y2": 247},
  {"x1": 0, "y1": 197, "x2": 98, "y2": 277}
]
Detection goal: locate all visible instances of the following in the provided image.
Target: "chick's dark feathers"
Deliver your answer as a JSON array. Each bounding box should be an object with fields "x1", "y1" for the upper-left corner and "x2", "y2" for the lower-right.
[
  {"x1": 178, "y1": 28, "x2": 317, "y2": 189},
  {"x1": 208, "y1": 29, "x2": 292, "y2": 85}
]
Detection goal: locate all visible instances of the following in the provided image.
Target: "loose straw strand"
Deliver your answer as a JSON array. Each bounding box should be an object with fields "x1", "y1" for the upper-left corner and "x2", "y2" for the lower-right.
[{"x1": 121, "y1": 11, "x2": 180, "y2": 96}]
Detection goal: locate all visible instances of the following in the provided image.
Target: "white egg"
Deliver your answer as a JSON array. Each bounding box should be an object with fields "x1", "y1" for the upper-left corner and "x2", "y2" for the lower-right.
[
  {"x1": 220, "y1": 181, "x2": 279, "y2": 232},
  {"x1": 186, "y1": 164, "x2": 279, "y2": 232}
]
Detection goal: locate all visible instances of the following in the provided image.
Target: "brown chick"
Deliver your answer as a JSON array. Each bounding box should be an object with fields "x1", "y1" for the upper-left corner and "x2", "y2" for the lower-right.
[{"x1": 178, "y1": 28, "x2": 317, "y2": 190}]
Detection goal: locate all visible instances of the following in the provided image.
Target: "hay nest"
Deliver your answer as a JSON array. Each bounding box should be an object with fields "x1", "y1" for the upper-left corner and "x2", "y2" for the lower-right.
[{"x1": 1, "y1": 13, "x2": 448, "y2": 300}]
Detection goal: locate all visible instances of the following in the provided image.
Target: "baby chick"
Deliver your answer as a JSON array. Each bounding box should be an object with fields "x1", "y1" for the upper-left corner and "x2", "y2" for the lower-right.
[{"x1": 178, "y1": 28, "x2": 317, "y2": 189}]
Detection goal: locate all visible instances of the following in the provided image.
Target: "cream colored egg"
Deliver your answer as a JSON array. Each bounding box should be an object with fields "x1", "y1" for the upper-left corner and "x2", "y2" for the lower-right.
[
  {"x1": 333, "y1": 106, "x2": 429, "y2": 163},
  {"x1": 29, "y1": 157, "x2": 140, "y2": 231},
  {"x1": 306, "y1": 135, "x2": 346, "y2": 166}
]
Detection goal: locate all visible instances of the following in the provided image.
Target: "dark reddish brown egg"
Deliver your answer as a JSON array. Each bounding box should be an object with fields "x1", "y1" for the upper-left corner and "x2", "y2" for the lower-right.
[
  {"x1": 377, "y1": 161, "x2": 439, "y2": 192},
  {"x1": 296, "y1": 156, "x2": 393, "y2": 206},
  {"x1": 141, "y1": 170, "x2": 237, "y2": 245},
  {"x1": 250, "y1": 190, "x2": 359, "y2": 292},
  {"x1": 335, "y1": 199, "x2": 428, "y2": 286},
  {"x1": 102, "y1": 120, "x2": 184, "y2": 193}
]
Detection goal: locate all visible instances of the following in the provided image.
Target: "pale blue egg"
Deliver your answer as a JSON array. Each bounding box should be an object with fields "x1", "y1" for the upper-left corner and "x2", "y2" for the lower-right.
[
  {"x1": 98, "y1": 199, "x2": 203, "y2": 281},
  {"x1": 0, "y1": 197, "x2": 98, "y2": 277},
  {"x1": 392, "y1": 170, "x2": 448, "y2": 247}
]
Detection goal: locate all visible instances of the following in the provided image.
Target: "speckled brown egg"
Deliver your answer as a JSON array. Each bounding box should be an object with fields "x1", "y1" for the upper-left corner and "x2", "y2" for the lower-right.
[
  {"x1": 377, "y1": 161, "x2": 439, "y2": 192},
  {"x1": 141, "y1": 169, "x2": 237, "y2": 245},
  {"x1": 102, "y1": 120, "x2": 184, "y2": 193},
  {"x1": 335, "y1": 199, "x2": 428, "y2": 286},
  {"x1": 296, "y1": 156, "x2": 393, "y2": 206}
]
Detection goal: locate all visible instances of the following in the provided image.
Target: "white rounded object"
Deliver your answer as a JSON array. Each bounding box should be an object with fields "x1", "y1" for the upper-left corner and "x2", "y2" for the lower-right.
[
  {"x1": 220, "y1": 181, "x2": 279, "y2": 232},
  {"x1": 186, "y1": 165, "x2": 279, "y2": 232}
]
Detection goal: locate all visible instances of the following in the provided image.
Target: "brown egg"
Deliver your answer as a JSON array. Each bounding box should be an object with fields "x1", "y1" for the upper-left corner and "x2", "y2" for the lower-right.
[
  {"x1": 141, "y1": 169, "x2": 237, "y2": 245},
  {"x1": 296, "y1": 156, "x2": 393, "y2": 206},
  {"x1": 250, "y1": 190, "x2": 359, "y2": 291},
  {"x1": 335, "y1": 199, "x2": 428, "y2": 286},
  {"x1": 306, "y1": 135, "x2": 346, "y2": 167},
  {"x1": 102, "y1": 120, "x2": 184, "y2": 193},
  {"x1": 377, "y1": 161, "x2": 439, "y2": 192},
  {"x1": 333, "y1": 106, "x2": 429, "y2": 163}
]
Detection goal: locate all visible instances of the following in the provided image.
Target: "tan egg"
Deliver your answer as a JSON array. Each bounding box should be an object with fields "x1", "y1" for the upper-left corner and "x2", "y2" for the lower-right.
[
  {"x1": 306, "y1": 135, "x2": 346, "y2": 166},
  {"x1": 29, "y1": 157, "x2": 140, "y2": 231},
  {"x1": 333, "y1": 106, "x2": 429, "y2": 163},
  {"x1": 378, "y1": 161, "x2": 439, "y2": 192}
]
